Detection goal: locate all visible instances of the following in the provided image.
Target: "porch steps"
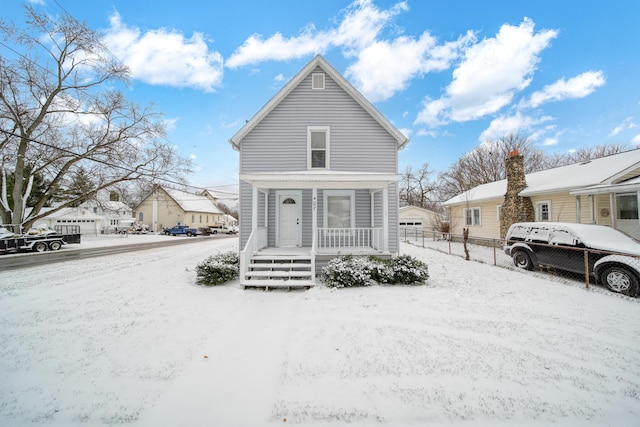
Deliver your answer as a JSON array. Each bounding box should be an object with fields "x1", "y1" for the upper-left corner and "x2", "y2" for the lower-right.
[{"x1": 244, "y1": 254, "x2": 315, "y2": 289}]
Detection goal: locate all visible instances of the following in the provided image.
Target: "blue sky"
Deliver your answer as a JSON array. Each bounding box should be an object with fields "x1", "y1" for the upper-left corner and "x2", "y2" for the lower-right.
[{"x1": 5, "y1": 0, "x2": 640, "y2": 194}]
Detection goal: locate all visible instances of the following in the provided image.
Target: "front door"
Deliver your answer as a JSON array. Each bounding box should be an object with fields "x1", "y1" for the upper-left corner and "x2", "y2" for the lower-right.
[{"x1": 278, "y1": 194, "x2": 300, "y2": 247}]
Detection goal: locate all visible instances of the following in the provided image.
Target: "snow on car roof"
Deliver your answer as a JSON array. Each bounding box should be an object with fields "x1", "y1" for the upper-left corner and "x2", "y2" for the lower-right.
[{"x1": 508, "y1": 222, "x2": 640, "y2": 255}]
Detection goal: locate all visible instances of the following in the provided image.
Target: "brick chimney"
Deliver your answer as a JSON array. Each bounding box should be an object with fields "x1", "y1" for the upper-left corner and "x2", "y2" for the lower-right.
[{"x1": 500, "y1": 150, "x2": 534, "y2": 238}]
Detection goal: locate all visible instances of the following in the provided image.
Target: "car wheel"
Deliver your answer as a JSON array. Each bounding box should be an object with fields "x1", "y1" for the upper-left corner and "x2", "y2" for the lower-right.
[
  {"x1": 512, "y1": 250, "x2": 534, "y2": 271},
  {"x1": 48, "y1": 241, "x2": 62, "y2": 251},
  {"x1": 601, "y1": 266, "x2": 638, "y2": 296},
  {"x1": 186, "y1": 232, "x2": 192, "y2": 237}
]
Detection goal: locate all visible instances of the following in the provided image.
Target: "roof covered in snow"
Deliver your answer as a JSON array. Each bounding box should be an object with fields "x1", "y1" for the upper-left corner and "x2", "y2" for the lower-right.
[
  {"x1": 163, "y1": 187, "x2": 224, "y2": 214},
  {"x1": 443, "y1": 149, "x2": 640, "y2": 205}
]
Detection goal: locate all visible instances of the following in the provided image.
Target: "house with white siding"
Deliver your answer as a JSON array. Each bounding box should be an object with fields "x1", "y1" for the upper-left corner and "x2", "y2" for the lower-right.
[
  {"x1": 229, "y1": 55, "x2": 408, "y2": 288},
  {"x1": 443, "y1": 149, "x2": 640, "y2": 241}
]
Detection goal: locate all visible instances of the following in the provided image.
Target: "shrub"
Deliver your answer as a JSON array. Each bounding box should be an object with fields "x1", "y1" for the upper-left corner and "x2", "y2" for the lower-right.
[
  {"x1": 321, "y1": 254, "x2": 428, "y2": 288},
  {"x1": 388, "y1": 254, "x2": 429, "y2": 284},
  {"x1": 196, "y1": 251, "x2": 240, "y2": 286},
  {"x1": 321, "y1": 255, "x2": 377, "y2": 288}
]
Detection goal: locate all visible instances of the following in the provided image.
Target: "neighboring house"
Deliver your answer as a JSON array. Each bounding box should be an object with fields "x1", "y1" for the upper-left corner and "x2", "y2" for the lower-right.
[
  {"x1": 399, "y1": 205, "x2": 442, "y2": 230},
  {"x1": 134, "y1": 185, "x2": 225, "y2": 232},
  {"x1": 443, "y1": 149, "x2": 640, "y2": 240},
  {"x1": 229, "y1": 54, "x2": 408, "y2": 288},
  {"x1": 31, "y1": 200, "x2": 133, "y2": 236}
]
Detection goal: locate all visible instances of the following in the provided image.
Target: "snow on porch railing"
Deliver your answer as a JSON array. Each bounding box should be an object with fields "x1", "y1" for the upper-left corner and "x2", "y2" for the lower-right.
[
  {"x1": 240, "y1": 227, "x2": 267, "y2": 284},
  {"x1": 316, "y1": 227, "x2": 384, "y2": 251}
]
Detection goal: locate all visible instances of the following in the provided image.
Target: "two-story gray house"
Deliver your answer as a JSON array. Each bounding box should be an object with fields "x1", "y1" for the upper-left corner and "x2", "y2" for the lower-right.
[{"x1": 229, "y1": 55, "x2": 408, "y2": 288}]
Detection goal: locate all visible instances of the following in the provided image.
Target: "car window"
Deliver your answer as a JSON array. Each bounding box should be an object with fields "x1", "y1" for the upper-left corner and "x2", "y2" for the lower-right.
[
  {"x1": 528, "y1": 228, "x2": 550, "y2": 243},
  {"x1": 549, "y1": 229, "x2": 578, "y2": 246}
]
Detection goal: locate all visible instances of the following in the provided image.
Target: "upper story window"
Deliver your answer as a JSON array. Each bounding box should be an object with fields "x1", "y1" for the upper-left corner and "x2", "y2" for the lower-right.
[
  {"x1": 312, "y1": 72, "x2": 325, "y2": 90},
  {"x1": 308, "y1": 126, "x2": 330, "y2": 169}
]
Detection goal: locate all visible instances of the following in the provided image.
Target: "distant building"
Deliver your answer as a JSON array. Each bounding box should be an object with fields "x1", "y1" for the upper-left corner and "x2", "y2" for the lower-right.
[{"x1": 134, "y1": 185, "x2": 225, "y2": 232}]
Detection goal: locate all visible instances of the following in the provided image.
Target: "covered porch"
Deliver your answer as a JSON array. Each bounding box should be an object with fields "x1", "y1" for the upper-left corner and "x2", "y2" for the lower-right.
[{"x1": 239, "y1": 171, "x2": 399, "y2": 287}]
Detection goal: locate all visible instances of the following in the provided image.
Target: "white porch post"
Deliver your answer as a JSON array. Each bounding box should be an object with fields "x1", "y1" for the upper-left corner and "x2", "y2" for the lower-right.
[
  {"x1": 610, "y1": 193, "x2": 616, "y2": 229},
  {"x1": 383, "y1": 186, "x2": 389, "y2": 252},
  {"x1": 312, "y1": 187, "x2": 318, "y2": 243},
  {"x1": 252, "y1": 185, "x2": 258, "y2": 232}
]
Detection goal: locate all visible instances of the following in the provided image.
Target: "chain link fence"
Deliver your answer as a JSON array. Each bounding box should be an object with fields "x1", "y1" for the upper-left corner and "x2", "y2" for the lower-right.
[{"x1": 400, "y1": 227, "x2": 640, "y2": 297}]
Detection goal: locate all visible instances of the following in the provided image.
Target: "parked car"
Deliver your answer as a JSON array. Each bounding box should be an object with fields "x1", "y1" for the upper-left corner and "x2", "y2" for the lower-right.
[
  {"x1": 504, "y1": 222, "x2": 640, "y2": 296},
  {"x1": 162, "y1": 225, "x2": 199, "y2": 237}
]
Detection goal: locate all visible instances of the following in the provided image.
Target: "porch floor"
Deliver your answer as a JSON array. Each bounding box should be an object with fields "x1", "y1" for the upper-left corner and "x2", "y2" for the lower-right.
[{"x1": 256, "y1": 246, "x2": 387, "y2": 256}]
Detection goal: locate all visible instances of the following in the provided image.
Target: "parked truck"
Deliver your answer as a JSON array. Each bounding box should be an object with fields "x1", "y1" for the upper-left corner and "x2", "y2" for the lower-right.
[
  {"x1": 0, "y1": 224, "x2": 81, "y2": 254},
  {"x1": 162, "y1": 224, "x2": 199, "y2": 237}
]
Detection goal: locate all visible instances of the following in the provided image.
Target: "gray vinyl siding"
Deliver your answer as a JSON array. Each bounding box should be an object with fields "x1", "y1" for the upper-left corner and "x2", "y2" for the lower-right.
[{"x1": 240, "y1": 67, "x2": 397, "y2": 174}]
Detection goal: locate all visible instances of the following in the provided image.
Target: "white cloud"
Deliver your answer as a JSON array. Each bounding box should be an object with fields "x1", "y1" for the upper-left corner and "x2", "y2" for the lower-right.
[
  {"x1": 541, "y1": 137, "x2": 559, "y2": 146},
  {"x1": 103, "y1": 12, "x2": 224, "y2": 92},
  {"x1": 478, "y1": 112, "x2": 552, "y2": 142},
  {"x1": 415, "y1": 18, "x2": 557, "y2": 126},
  {"x1": 609, "y1": 117, "x2": 636, "y2": 137},
  {"x1": 527, "y1": 71, "x2": 605, "y2": 107},
  {"x1": 346, "y1": 31, "x2": 475, "y2": 102},
  {"x1": 631, "y1": 134, "x2": 640, "y2": 145},
  {"x1": 274, "y1": 73, "x2": 285, "y2": 82},
  {"x1": 164, "y1": 117, "x2": 179, "y2": 132}
]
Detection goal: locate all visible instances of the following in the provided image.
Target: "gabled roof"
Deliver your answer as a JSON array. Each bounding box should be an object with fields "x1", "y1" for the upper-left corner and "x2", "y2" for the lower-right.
[
  {"x1": 228, "y1": 54, "x2": 409, "y2": 150},
  {"x1": 159, "y1": 187, "x2": 224, "y2": 214},
  {"x1": 443, "y1": 149, "x2": 640, "y2": 205}
]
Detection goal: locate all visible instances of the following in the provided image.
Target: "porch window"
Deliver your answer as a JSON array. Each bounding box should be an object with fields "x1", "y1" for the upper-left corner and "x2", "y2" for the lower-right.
[
  {"x1": 617, "y1": 193, "x2": 639, "y2": 219},
  {"x1": 536, "y1": 201, "x2": 550, "y2": 221},
  {"x1": 464, "y1": 207, "x2": 481, "y2": 226},
  {"x1": 138, "y1": 212, "x2": 143, "y2": 221},
  {"x1": 324, "y1": 190, "x2": 355, "y2": 229},
  {"x1": 308, "y1": 127, "x2": 330, "y2": 169}
]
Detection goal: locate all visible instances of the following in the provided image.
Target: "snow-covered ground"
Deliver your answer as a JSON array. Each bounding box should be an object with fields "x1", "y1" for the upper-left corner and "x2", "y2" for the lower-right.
[{"x1": 1, "y1": 237, "x2": 639, "y2": 426}]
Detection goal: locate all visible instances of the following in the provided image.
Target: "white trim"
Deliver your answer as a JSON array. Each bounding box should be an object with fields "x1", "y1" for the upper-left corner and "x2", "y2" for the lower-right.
[
  {"x1": 312, "y1": 72, "x2": 325, "y2": 90},
  {"x1": 323, "y1": 189, "x2": 355, "y2": 229},
  {"x1": 307, "y1": 126, "x2": 330, "y2": 170},
  {"x1": 463, "y1": 207, "x2": 481, "y2": 226},
  {"x1": 229, "y1": 55, "x2": 409, "y2": 150},
  {"x1": 275, "y1": 190, "x2": 302, "y2": 247},
  {"x1": 535, "y1": 200, "x2": 551, "y2": 222}
]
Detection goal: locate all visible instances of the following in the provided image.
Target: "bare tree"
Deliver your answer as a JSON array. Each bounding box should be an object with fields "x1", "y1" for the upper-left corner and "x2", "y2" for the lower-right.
[
  {"x1": 0, "y1": 5, "x2": 190, "y2": 228},
  {"x1": 437, "y1": 134, "x2": 548, "y2": 202},
  {"x1": 399, "y1": 163, "x2": 438, "y2": 209}
]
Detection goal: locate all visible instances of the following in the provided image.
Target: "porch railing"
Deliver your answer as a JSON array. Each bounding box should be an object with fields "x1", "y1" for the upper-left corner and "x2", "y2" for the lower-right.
[
  {"x1": 240, "y1": 227, "x2": 268, "y2": 283},
  {"x1": 315, "y1": 227, "x2": 383, "y2": 252}
]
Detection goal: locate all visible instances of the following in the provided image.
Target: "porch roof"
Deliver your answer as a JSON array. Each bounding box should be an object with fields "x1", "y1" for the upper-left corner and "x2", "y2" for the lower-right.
[{"x1": 240, "y1": 170, "x2": 400, "y2": 189}]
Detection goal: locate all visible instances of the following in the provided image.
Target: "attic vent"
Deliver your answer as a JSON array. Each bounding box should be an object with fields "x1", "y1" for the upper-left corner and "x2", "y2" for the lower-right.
[{"x1": 312, "y1": 72, "x2": 325, "y2": 90}]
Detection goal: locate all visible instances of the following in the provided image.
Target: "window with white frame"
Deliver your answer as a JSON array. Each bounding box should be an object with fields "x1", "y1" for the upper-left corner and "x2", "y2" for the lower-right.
[
  {"x1": 536, "y1": 201, "x2": 550, "y2": 221},
  {"x1": 323, "y1": 190, "x2": 355, "y2": 229},
  {"x1": 312, "y1": 72, "x2": 325, "y2": 90},
  {"x1": 464, "y1": 207, "x2": 481, "y2": 226},
  {"x1": 308, "y1": 127, "x2": 329, "y2": 169}
]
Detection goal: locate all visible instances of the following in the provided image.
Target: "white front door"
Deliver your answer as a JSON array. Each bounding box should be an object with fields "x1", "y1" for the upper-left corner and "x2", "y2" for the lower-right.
[{"x1": 278, "y1": 194, "x2": 300, "y2": 247}]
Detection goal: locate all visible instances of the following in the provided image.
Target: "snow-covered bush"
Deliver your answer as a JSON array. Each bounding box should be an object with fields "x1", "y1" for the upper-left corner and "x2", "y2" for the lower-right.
[
  {"x1": 321, "y1": 255, "x2": 378, "y2": 288},
  {"x1": 388, "y1": 254, "x2": 429, "y2": 284},
  {"x1": 321, "y1": 254, "x2": 428, "y2": 288},
  {"x1": 196, "y1": 251, "x2": 240, "y2": 286}
]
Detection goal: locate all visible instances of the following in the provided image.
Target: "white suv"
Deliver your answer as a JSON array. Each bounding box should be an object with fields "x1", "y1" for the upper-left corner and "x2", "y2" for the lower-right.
[{"x1": 504, "y1": 222, "x2": 640, "y2": 296}]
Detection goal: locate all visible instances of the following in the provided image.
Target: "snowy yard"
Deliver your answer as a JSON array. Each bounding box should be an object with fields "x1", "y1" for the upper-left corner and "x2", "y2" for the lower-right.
[{"x1": 1, "y1": 237, "x2": 639, "y2": 426}]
